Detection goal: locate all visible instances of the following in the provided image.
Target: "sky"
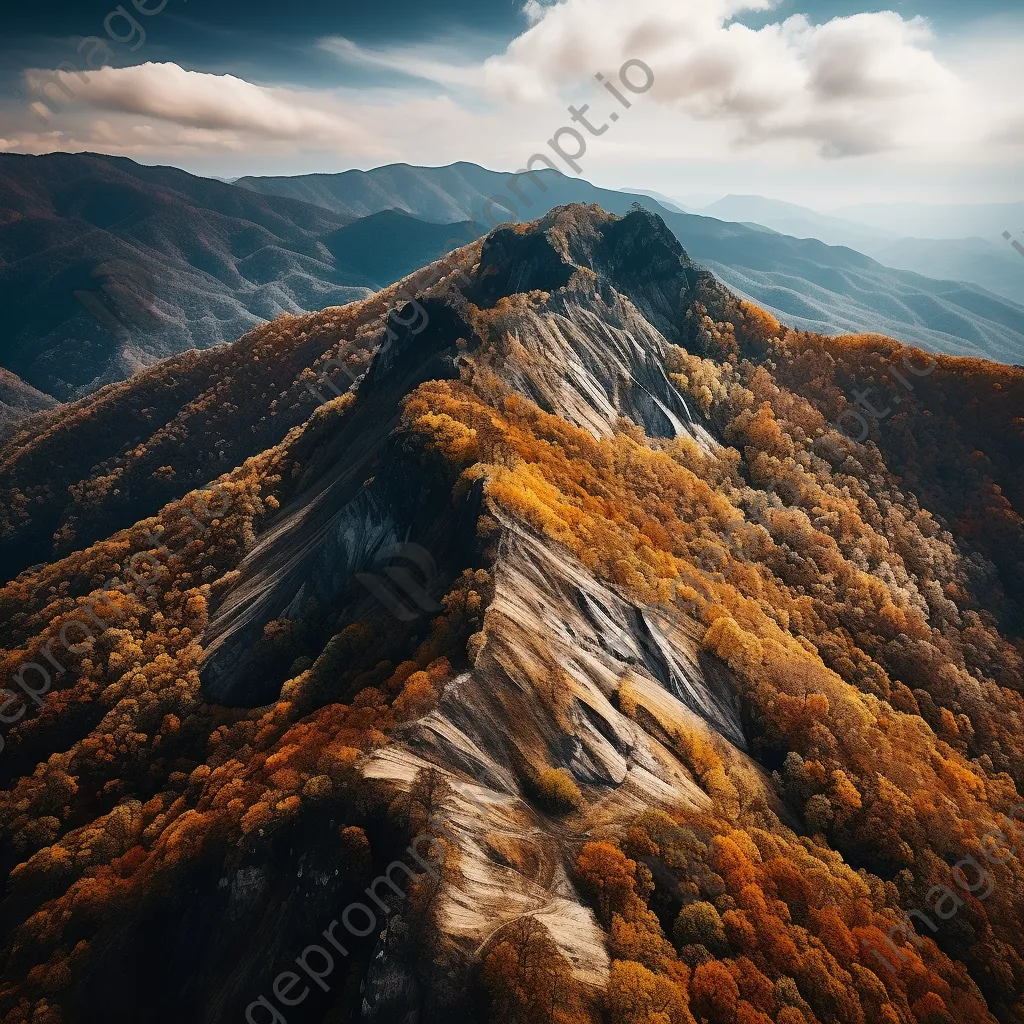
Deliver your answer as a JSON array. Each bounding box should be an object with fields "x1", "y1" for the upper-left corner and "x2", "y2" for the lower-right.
[{"x1": 0, "y1": 0, "x2": 1022, "y2": 208}]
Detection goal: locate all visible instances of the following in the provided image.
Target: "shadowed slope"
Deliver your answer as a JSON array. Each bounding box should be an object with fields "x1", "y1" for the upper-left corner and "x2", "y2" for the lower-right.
[{"x1": 0, "y1": 368, "x2": 58, "y2": 430}]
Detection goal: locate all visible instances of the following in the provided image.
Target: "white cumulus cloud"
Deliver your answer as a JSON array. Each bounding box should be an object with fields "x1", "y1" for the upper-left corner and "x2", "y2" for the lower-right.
[
  {"x1": 24, "y1": 62, "x2": 380, "y2": 149},
  {"x1": 479, "y1": 0, "x2": 964, "y2": 156},
  {"x1": 323, "y1": 0, "x2": 1015, "y2": 160}
]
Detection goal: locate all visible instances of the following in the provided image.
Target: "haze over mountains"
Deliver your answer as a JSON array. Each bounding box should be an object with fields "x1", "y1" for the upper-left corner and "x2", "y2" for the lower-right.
[
  {"x1": 692, "y1": 195, "x2": 1024, "y2": 306},
  {"x1": 836, "y1": 201, "x2": 1024, "y2": 241},
  {"x1": 2, "y1": 153, "x2": 1023, "y2": 423}
]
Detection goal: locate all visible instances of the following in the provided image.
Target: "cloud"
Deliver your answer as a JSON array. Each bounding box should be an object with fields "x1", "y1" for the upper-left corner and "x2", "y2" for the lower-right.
[
  {"x1": 322, "y1": 0, "x2": 1022, "y2": 160},
  {"x1": 467, "y1": 0, "x2": 964, "y2": 156},
  {"x1": 993, "y1": 115, "x2": 1024, "y2": 145},
  {"x1": 9, "y1": 66, "x2": 510, "y2": 169},
  {"x1": 23, "y1": 62, "x2": 380, "y2": 149},
  {"x1": 7, "y1": 0, "x2": 1021, "y2": 188},
  {"x1": 317, "y1": 35, "x2": 489, "y2": 90}
]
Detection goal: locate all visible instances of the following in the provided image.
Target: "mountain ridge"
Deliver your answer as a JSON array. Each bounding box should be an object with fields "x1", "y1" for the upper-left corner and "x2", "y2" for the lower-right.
[
  {"x1": 237, "y1": 160, "x2": 1024, "y2": 363},
  {"x1": 0, "y1": 153, "x2": 479, "y2": 405},
  {"x1": 1, "y1": 203, "x2": 1023, "y2": 1024},
  {"x1": 694, "y1": 194, "x2": 1024, "y2": 305},
  {"x1": 2, "y1": 153, "x2": 1023, "y2": 421}
]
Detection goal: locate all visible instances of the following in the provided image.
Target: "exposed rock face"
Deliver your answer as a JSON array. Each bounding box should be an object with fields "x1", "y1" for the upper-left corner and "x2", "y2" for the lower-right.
[
  {"x1": 358, "y1": 515, "x2": 750, "y2": 988},
  {"x1": 466, "y1": 206, "x2": 720, "y2": 445},
  {"x1": 201, "y1": 298, "x2": 479, "y2": 704},
  {"x1": 471, "y1": 204, "x2": 700, "y2": 344},
  {"x1": 199, "y1": 204, "x2": 760, "y2": 987}
]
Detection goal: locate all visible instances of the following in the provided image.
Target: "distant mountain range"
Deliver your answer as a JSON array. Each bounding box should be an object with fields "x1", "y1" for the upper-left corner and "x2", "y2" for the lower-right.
[
  {"x1": 0, "y1": 153, "x2": 375, "y2": 403},
  {"x1": 690, "y1": 194, "x2": 1024, "y2": 305},
  {"x1": 2, "y1": 154, "x2": 1023, "y2": 425},
  {"x1": 234, "y1": 162, "x2": 508, "y2": 223},
  {"x1": 835, "y1": 200, "x2": 1024, "y2": 240}
]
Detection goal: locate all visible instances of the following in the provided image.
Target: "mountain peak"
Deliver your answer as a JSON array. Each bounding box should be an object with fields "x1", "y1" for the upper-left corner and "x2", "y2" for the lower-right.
[
  {"x1": 200, "y1": 203, "x2": 720, "y2": 703},
  {"x1": 470, "y1": 204, "x2": 699, "y2": 337}
]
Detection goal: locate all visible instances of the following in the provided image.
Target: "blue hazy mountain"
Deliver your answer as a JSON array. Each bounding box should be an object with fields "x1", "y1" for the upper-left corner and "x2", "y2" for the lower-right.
[{"x1": 695, "y1": 194, "x2": 1023, "y2": 306}]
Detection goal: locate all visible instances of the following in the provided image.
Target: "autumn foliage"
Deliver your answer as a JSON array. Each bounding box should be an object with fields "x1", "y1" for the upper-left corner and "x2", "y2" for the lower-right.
[{"x1": 2, "y1": 205, "x2": 1024, "y2": 1024}]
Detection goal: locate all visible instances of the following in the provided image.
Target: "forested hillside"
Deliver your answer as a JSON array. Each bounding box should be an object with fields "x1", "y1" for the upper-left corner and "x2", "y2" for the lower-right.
[
  {"x1": 0, "y1": 154, "x2": 466, "y2": 404},
  {"x1": 0, "y1": 205, "x2": 1022, "y2": 1024}
]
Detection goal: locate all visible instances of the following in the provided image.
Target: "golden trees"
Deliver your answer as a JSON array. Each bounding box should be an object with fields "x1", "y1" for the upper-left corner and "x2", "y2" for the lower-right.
[
  {"x1": 673, "y1": 902, "x2": 727, "y2": 956},
  {"x1": 482, "y1": 916, "x2": 590, "y2": 1024},
  {"x1": 536, "y1": 768, "x2": 586, "y2": 814},
  {"x1": 577, "y1": 842, "x2": 640, "y2": 924},
  {"x1": 690, "y1": 960, "x2": 740, "y2": 1023},
  {"x1": 605, "y1": 960, "x2": 690, "y2": 1024},
  {"x1": 593, "y1": 800, "x2": 999, "y2": 1024},
  {"x1": 392, "y1": 669, "x2": 439, "y2": 720}
]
